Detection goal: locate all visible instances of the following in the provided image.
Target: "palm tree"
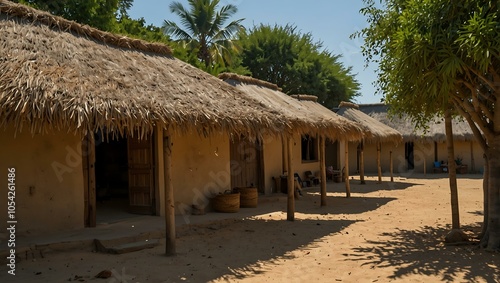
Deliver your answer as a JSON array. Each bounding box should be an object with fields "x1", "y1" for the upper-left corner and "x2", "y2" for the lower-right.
[{"x1": 163, "y1": 0, "x2": 244, "y2": 68}]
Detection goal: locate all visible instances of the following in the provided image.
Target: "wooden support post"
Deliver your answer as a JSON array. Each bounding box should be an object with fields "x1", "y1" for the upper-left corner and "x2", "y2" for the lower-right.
[
  {"x1": 345, "y1": 141, "x2": 351, "y2": 198},
  {"x1": 390, "y1": 150, "x2": 394, "y2": 182},
  {"x1": 154, "y1": 125, "x2": 164, "y2": 216},
  {"x1": 377, "y1": 141, "x2": 382, "y2": 183},
  {"x1": 163, "y1": 128, "x2": 176, "y2": 255},
  {"x1": 423, "y1": 156, "x2": 427, "y2": 176},
  {"x1": 282, "y1": 136, "x2": 288, "y2": 173},
  {"x1": 287, "y1": 136, "x2": 295, "y2": 221},
  {"x1": 320, "y1": 136, "x2": 327, "y2": 206},
  {"x1": 359, "y1": 140, "x2": 365, "y2": 184},
  {"x1": 84, "y1": 133, "x2": 96, "y2": 228}
]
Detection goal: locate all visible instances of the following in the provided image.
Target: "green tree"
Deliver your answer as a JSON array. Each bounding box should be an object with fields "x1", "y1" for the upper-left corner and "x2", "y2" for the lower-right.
[
  {"x1": 14, "y1": 0, "x2": 174, "y2": 50},
  {"x1": 238, "y1": 24, "x2": 360, "y2": 108},
  {"x1": 358, "y1": 0, "x2": 500, "y2": 250},
  {"x1": 15, "y1": 0, "x2": 133, "y2": 32},
  {"x1": 116, "y1": 15, "x2": 171, "y2": 44},
  {"x1": 162, "y1": 0, "x2": 244, "y2": 68}
]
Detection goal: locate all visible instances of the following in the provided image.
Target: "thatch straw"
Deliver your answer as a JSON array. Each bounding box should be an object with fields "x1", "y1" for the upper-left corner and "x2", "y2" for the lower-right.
[
  {"x1": 336, "y1": 101, "x2": 402, "y2": 144},
  {"x1": 359, "y1": 104, "x2": 476, "y2": 142},
  {"x1": 0, "y1": 0, "x2": 292, "y2": 139},
  {"x1": 219, "y1": 73, "x2": 364, "y2": 141}
]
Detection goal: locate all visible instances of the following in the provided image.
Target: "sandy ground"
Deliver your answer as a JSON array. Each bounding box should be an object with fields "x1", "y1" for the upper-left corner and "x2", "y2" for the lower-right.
[{"x1": 1, "y1": 174, "x2": 499, "y2": 283}]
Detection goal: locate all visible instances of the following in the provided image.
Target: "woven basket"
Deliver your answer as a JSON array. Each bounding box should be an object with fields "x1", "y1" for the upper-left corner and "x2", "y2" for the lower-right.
[
  {"x1": 233, "y1": 187, "x2": 258, "y2": 208},
  {"x1": 213, "y1": 192, "x2": 240, "y2": 213}
]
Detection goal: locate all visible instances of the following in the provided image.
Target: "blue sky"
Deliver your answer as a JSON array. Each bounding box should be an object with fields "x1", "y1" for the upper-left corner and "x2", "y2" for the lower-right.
[{"x1": 128, "y1": 0, "x2": 382, "y2": 104}]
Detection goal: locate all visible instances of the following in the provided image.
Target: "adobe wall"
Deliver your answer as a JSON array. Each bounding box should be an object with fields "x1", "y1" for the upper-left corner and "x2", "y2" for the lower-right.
[{"x1": 0, "y1": 126, "x2": 84, "y2": 236}]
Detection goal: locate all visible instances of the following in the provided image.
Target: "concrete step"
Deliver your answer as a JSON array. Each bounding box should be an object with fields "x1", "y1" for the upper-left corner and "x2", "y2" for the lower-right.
[{"x1": 94, "y1": 236, "x2": 160, "y2": 254}]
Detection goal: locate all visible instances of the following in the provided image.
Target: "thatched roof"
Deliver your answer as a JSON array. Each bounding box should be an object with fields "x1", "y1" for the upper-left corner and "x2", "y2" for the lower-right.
[
  {"x1": 358, "y1": 104, "x2": 476, "y2": 142},
  {"x1": 0, "y1": 0, "x2": 289, "y2": 138},
  {"x1": 219, "y1": 73, "x2": 364, "y2": 141},
  {"x1": 335, "y1": 102, "x2": 402, "y2": 144}
]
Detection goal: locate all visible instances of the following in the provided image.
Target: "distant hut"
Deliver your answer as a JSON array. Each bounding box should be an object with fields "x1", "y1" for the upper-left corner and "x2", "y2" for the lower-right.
[
  {"x1": 0, "y1": 0, "x2": 296, "y2": 254},
  {"x1": 359, "y1": 103, "x2": 482, "y2": 174},
  {"x1": 219, "y1": 73, "x2": 363, "y2": 215},
  {"x1": 335, "y1": 102, "x2": 402, "y2": 183}
]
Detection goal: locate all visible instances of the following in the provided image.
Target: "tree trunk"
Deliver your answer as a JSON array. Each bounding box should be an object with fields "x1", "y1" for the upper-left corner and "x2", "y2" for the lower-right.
[
  {"x1": 198, "y1": 37, "x2": 211, "y2": 68},
  {"x1": 445, "y1": 109, "x2": 460, "y2": 230},
  {"x1": 482, "y1": 137, "x2": 500, "y2": 250}
]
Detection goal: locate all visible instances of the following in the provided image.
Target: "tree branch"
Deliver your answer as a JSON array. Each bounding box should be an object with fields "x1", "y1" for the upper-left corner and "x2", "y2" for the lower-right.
[
  {"x1": 456, "y1": 81, "x2": 494, "y2": 121},
  {"x1": 452, "y1": 96, "x2": 493, "y2": 142},
  {"x1": 452, "y1": 98, "x2": 488, "y2": 153},
  {"x1": 469, "y1": 67, "x2": 497, "y2": 92}
]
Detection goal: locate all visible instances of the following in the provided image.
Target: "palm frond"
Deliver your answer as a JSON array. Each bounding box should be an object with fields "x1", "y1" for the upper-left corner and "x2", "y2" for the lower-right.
[
  {"x1": 213, "y1": 19, "x2": 244, "y2": 41},
  {"x1": 210, "y1": 4, "x2": 238, "y2": 36},
  {"x1": 162, "y1": 20, "x2": 193, "y2": 41},
  {"x1": 169, "y1": 1, "x2": 199, "y2": 36}
]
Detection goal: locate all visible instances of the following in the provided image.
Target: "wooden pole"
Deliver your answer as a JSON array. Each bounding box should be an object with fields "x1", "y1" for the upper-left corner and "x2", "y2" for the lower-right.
[
  {"x1": 320, "y1": 136, "x2": 327, "y2": 206},
  {"x1": 87, "y1": 134, "x2": 96, "y2": 227},
  {"x1": 282, "y1": 136, "x2": 288, "y2": 173},
  {"x1": 163, "y1": 128, "x2": 176, "y2": 255},
  {"x1": 390, "y1": 150, "x2": 394, "y2": 182},
  {"x1": 423, "y1": 155, "x2": 427, "y2": 176},
  {"x1": 470, "y1": 141, "x2": 475, "y2": 172},
  {"x1": 345, "y1": 141, "x2": 351, "y2": 197},
  {"x1": 377, "y1": 141, "x2": 382, "y2": 183},
  {"x1": 359, "y1": 140, "x2": 365, "y2": 184},
  {"x1": 287, "y1": 136, "x2": 295, "y2": 221}
]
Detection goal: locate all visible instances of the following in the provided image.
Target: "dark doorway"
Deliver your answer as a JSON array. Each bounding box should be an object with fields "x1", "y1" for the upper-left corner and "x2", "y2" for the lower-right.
[
  {"x1": 94, "y1": 134, "x2": 130, "y2": 223},
  {"x1": 405, "y1": 142, "x2": 415, "y2": 170},
  {"x1": 91, "y1": 133, "x2": 155, "y2": 225}
]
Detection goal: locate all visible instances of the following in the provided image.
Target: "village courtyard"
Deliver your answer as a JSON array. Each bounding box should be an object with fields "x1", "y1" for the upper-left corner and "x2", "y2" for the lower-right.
[{"x1": 1, "y1": 174, "x2": 498, "y2": 283}]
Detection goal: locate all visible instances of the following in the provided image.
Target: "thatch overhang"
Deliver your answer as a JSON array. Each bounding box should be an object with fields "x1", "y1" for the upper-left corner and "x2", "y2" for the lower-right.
[
  {"x1": 335, "y1": 101, "x2": 402, "y2": 144},
  {"x1": 0, "y1": 0, "x2": 289, "y2": 139},
  {"x1": 358, "y1": 103, "x2": 476, "y2": 143},
  {"x1": 219, "y1": 73, "x2": 364, "y2": 141}
]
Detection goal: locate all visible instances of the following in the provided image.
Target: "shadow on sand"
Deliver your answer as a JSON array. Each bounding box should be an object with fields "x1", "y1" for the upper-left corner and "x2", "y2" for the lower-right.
[
  {"x1": 346, "y1": 224, "x2": 498, "y2": 283},
  {"x1": 175, "y1": 217, "x2": 357, "y2": 282},
  {"x1": 296, "y1": 190, "x2": 397, "y2": 215},
  {"x1": 325, "y1": 178, "x2": 421, "y2": 195}
]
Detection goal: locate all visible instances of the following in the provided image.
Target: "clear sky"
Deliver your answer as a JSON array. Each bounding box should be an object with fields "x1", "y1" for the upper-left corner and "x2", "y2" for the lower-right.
[{"x1": 128, "y1": 0, "x2": 382, "y2": 104}]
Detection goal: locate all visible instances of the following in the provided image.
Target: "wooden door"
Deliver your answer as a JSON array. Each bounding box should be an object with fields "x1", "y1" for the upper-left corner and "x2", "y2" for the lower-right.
[
  {"x1": 230, "y1": 138, "x2": 262, "y2": 191},
  {"x1": 128, "y1": 136, "x2": 155, "y2": 215}
]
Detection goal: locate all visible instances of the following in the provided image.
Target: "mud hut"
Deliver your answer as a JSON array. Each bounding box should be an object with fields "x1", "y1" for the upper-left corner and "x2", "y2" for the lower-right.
[
  {"x1": 358, "y1": 103, "x2": 482, "y2": 174},
  {"x1": 219, "y1": 73, "x2": 363, "y2": 215},
  {"x1": 0, "y1": 0, "x2": 295, "y2": 254},
  {"x1": 335, "y1": 102, "x2": 402, "y2": 184}
]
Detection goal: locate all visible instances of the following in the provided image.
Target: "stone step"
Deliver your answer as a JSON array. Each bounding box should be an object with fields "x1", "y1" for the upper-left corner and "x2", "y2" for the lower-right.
[{"x1": 94, "y1": 238, "x2": 160, "y2": 254}]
